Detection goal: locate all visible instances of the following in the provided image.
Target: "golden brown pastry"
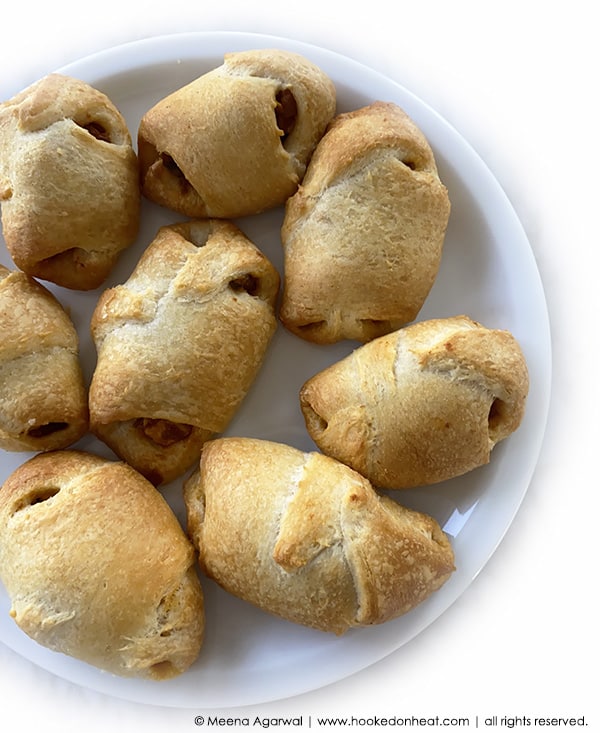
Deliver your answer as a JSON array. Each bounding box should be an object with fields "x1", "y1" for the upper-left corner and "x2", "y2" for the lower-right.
[
  {"x1": 0, "y1": 450, "x2": 204, "y2": 679},
  {"x1": 0, "y1": 263, "x2": 88, "y2": 451},
  {"x1": 89, "y1": 219, "x2": 280, "y2": 486},
  {"x1": 138, "y1": 49, "x2": 336, "y2": 218},
  {"x1": 184, "y1": 437, "x2": 455, "y2": 634},
  {"x1": 280, "y1": 101, "x2": 451, "y2": 344},
  {"x1": 300, "y1": 316, "x2": 529, "y2": 489},
  {"x1": 0, "y1": 73, "x2": 140, "y2": 290}
]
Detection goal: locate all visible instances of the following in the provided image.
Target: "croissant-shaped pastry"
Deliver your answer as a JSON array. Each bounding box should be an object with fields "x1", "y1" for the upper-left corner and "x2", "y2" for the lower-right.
[
  {"x1": 280, "y1": 101, "x2": 451, "y2": 344},
  {"x1": 0, "y1": 450, "x2": 204, "y2": 679},
  {"x1": 184, "y1": 437, "x2": 455, "y2": 635},
  {"x1": 0, "y1": 264, "x2": 88, "y2": 451},
  {"x1": 300, "y1": 316, "x2": 529, "y2": 489},
  {"x1": 0, "y1": 74, "x2": 140, "y2": 290},
  {"x1": 138, "y1": 49, "x2": 336, "y2": 218},
  {"x1": 89, "y1": 219, "x2": 280, "y2": 485}
]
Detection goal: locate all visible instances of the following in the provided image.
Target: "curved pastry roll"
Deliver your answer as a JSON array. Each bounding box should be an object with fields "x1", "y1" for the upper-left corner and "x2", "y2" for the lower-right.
[
  {"x1": 0, "y1": 450, "x2": 204, "y2": 679},
  {"x1": 0, "y1": 74, "x2": 140, "y2": 290},
  {"x1": 184, "y1": 437, "x2": 455, "y2": 635},
  {"x1": 138, "y1": 49, "x2": 336, "y2": 218},
  {"x1": 0, "y1": 264, "x2": 88, "y2": 451},
  {"x1": 280, "y1": 101, "x2": 451, "y2": 344},
  {"x1": 300, "y1": 316, "x2": 529, "y2": 489},
  {"x1": 89, "y1": 220, "x2": 280, "y2": 486}
]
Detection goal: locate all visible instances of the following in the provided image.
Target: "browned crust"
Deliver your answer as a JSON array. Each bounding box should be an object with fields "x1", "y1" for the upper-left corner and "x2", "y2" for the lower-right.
[
  {"x1": 0, "y1": 74, "x2": 140, "y2": 290},
  {"x1": 280, "y1": 101, "x2": 451, "y2": 344},
  {"x1": 89, "y1": 219, "x2": 280, "y2": 485},
  {"x1": 184, "y1": 437, "x2": 455, "y2": 634},
  {"x1": 300, "y1": 316, "x2": 530, "y2": 488},
  {"x1": 0, "y1": 264, "x2": 88, "y2": 451},
  {"x1": 0, "y1": 450, "x2": 204, "y2": 678}
]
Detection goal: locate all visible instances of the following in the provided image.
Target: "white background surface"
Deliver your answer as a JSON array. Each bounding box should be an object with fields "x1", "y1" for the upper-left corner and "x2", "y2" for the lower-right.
[{"x1": 0, "y1": 2, "x2": 597, "y2": 731}]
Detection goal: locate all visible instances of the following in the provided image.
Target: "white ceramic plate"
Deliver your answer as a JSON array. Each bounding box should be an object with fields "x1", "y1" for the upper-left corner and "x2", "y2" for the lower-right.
[{"x1": 0, "y1": 32, "x2": 551, "y2": 708}]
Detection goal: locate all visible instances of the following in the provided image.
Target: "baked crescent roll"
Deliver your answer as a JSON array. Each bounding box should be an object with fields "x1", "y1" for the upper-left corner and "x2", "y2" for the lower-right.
[
  {"x1": 0, "y1": 450, "x2": 204, "y2": 679},
  {"x1": 89, "y1": 219, "x2": 280, "y2": 485},
  {"x1": 0, "y1": 264, "x2": 88, "y2": 451},
  {"x1": 184, "y1": 437, "x2": 455, "y2": 635},
  {"x1": 138, "y1": 49, "x2": 336, "y2": 218},
  {"x1": 300, "y1": 316, "x2": 529, "y2": 489},
  {"x1": 280, "y1": 101, "x2": 451, "y2": 344},
  {"x1": 0, "y1": 73, "x2": 140, "y2": 290}
]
